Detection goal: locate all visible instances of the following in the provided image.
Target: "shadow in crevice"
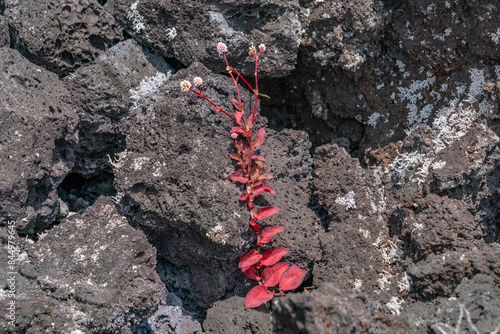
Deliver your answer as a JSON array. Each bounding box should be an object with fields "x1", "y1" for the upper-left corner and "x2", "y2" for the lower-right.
[{"x1": 57, "y1": 171, "x2": 117, "y2": 215}]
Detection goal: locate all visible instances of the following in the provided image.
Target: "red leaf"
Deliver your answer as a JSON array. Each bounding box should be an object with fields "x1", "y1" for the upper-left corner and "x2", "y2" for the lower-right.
[
  {"x1": 230, "y1": 127, "x2": 247, "y2": 135},
  {"x1": 231, "y1": 97, "x2": 243, "y2": 111},
  {"x1": 253, "y1": 183, "x2": 276, "y2": 197},
  {"x1": 248, "y1": 218, "x2": 260, "y2": 232},
  {"x1": 262, "y1": 262, "x2": 290, "y2": 287},
  {"x1": 242, "y1": 265, "x2": 259, "y2": 281},
  {"x1": 245, "y1": 285, "x2": 274, "y2": 309},
  {"x1": 235, "y1": 111, "x2": 243, "y2": 122},
  {"x1": 238, "y1": 250, "x2": 262, "y2": 268},
  {"x1": 252, "y1": 128, "x2": 266, "y2": 148},
  {"x1": 255, "y1": 207, "x2": 280, "y2": 220},
  {"x1": 259, "y1": 174, "x2": 273, "y2": 180},
  {"x1": 252, "y1": 223, "x2": 260, "y2": 233},
  {"x1": 229, "y1": 170, "x2": 249, "y2": 183},
  {"x1": 251, "y1": 155, "x2": 266, "y2": 162},
  {"x1": 258, "y1": 226, "x2": 284, "y2": 246},
  {"x1": 260, "y1": 247, "x2": 289, "y2": 267},
  {"x1": 228, "y1": 153, "x2": 241, "y2": 161},
  {"x1": 279, "y1": 266, "x2": 308, "y2": 292}
]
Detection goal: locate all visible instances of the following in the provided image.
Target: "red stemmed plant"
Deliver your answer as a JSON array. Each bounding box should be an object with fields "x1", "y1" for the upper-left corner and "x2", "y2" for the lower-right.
[{"x1": 181, "y1": 42, "x2": 307, "y2": 309}]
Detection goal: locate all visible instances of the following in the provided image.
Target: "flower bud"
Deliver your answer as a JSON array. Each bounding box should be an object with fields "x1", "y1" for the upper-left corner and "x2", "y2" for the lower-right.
[
  {"x1": 249, "y1": 45, "x2": 257, "y2": 54},
  {"x1": 180, "y1": 80, "x2": 191, "y2": 92},
  {"x1": 217, "y1": 42, "x2": 228, "y2": 54}
]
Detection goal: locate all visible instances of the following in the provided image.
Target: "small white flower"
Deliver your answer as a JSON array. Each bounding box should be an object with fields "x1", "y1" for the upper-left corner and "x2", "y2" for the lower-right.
[
  {"x1": 258, "y1": 44, "x2": 266, "y2": 51},
  {"x1": 180, "y1": 80, "x2": 191, "y2": 92},
  {"x1": 217, "y1": 42, "x2": 228, "y2": 54},
  {"x1": 193, "y1": 77, "x2": 203, "y2": 86}
]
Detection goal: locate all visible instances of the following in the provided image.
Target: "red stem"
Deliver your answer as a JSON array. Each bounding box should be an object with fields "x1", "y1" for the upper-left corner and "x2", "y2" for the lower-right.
[{"x1": 189, "y1": 88, "x2": 239, "y2": 125}]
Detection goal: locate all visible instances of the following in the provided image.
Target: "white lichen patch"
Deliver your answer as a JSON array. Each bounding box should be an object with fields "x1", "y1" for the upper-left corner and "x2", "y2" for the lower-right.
[
  {"x1": 130, "y1": 71, "x2": 170, "y2": 110},
  {"x1": 131, "y1": 157, "x2": 150, "y2": 171},
  {"x1": 127, "y1": 1, "x2": 146, "y2": 33},
  {"x1": 432, "y1": 102, "x2": 478, "y2": 152},
  {"x1": 335, "y1": 191, "x2": 357, "y2": 210},
  {"x1": 353, "y1": 279, "x2": 363, "y2": 290},
  {"x1": 206, "y1": 223, "x2": 229, "y2": 245},
  {"x1": 489, "y1": 28, "x2": 500, "y2": 45},
  {"x1": 377, "y1": 270, "x2": 393, "y2": 291},
  {"x1": 73, "y1": 247, "x2": 88, "y2": 262},
  {"x1": 165, "y1": 27, "x2": 177, "y2": 41},
  {"x1": 386, "y1": 296, "x2": 404, "y2": 316},
  {"x1": 152, "y1": 161, "x2": 166, "y2": 178}
]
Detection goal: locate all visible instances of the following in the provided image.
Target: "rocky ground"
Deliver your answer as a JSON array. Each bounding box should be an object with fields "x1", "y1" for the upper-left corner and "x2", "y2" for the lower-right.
[{"x1": 0, "y1": 0, "x2": 499, "y2": 333}]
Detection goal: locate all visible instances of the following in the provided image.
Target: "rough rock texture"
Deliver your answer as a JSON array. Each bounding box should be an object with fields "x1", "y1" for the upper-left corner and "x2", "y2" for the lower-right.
[
  {"x1": 0, "y1": 47, "x2": 78, "y2": 233},
  {"x1": 203, "y1": 296, "x2": 272, "y2": 334},
  {"x1": 272, "y1": 283, "x2": 402, "y2": 334},
  {"x1": 0, "y1": 15, "x2": 9, "y2": 47},
  {"x1": 4, "y1": 0, "x2": 123, "y2": 76},
  {"x1": 64, "y1": 38, "x2": 173, "y2": 175},
  {"x1": 431, "y1": 274, "x2": 500, "y2": 334},
  {"x1": 1, "y1": 0, "x2": 499, "y2": 332},
  {"x1": 0, "y1": 197, "x2": 164, "y2": 333},
  {"x1": 104, "y1": 0, "x2": 302, "y2": 77}
]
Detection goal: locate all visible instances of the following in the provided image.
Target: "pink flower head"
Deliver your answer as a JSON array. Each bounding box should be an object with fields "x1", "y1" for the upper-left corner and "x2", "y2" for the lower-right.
[
  {"x1": 180, "y1": 80, "x2": 191, "y2": 92},
  {"x1": 217, "y1": 42, "x2": 228, "y2": 54},
  {"x1": 193, "y1": 77, "x2": 203, "y2": 87}
]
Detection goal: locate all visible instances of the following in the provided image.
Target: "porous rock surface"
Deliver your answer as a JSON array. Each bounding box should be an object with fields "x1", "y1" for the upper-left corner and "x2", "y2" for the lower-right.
[
  {"x1": 0, "y1": 197, "x2": 164, "y2": 333},
  {"x1": 0, "y1": 0, "x2": 499, "y2": 332}
]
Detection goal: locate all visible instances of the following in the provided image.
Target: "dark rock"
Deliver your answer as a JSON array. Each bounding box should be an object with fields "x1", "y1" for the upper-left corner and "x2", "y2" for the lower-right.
[
  {"x1": 105, "y1": 0, "x2": 302, "y2": 77},
  {"x1": 431, "y1": 274, "x2": 500, "y2": 334},
  {"x1": 401, "y1": 194, "x2": 477, "y2": 261},
  {"x1": 408, "y1": 244, "x2": 500, "y2": 299},
  {"x1": 64, "y1": 38, "x2": 173, "y2": 175},
  {"x1": 0, "y1": 197, "x2": 164, "y2": 333},
  {"x1": 3, "y1": 0, "x2": 123, "y2": 76},
  {"x1": 272, "y1": 283, "x2": 404, "y2": 334},
  {"x1": 0, "y1": 48, "x2": 77, "y2": 233},
  {"x1": 0, "y1": 15, "x2": 9, "y2": 47},
  {"x1": 203, "y1": 296, "x2": 272, "y2": 334},
  {"x1": 312, "y1": 144, "x2": 389, "y2": 296}
]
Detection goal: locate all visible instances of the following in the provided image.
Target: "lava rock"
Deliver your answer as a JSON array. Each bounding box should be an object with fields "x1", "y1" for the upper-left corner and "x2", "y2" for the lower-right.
[
  {"x1": 0, "y1": 197, "x2": 165, "y2": 333},
  {"x1": 0, "y1": 48, "x2": 78, "y2": 233},
  {"x1": 104, "y1": 0, "x2": 302, "y2": 77},
  {"x1": 3, "y1": 0, "x2": 123, "y2": 76}
]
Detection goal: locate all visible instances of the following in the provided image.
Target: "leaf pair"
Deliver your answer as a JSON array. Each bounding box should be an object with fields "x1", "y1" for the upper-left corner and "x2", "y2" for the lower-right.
[{"x1": 244, "y1": 265, "x2": 308, "y2": 309}]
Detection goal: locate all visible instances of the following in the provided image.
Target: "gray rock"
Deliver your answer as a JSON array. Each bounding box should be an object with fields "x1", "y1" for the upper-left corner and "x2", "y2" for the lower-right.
[
  {"x1": 65, "y1": 38, "x2": 173, "y2": 175},
  {"x1": 3, "y1": 0, "x2": 123, "y2": 76},
  {"x1": 105, "y1": 0, "x2": 302, "y2": 77},
  {"x1": 203, "y1": 296, "x2": 272, "y2": 334},
  {"x1": 0, "y1": 15, "x2": 9, "y2": 47},
  {"x1": 272, "y1": 283, "x2": 401, "y2": 334},
  {"x1": 113, "y1": 61, "x2": 320, "y2": 314},
  {"x1": 0, "y1": 48, "x2": 77, "y2": 233},
  {"x1": 431, "y1": 274, "x2": 500, "y2": 334},
  {"x1": 0, "y1": 197, "x2": 165, "y2": 333}
]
